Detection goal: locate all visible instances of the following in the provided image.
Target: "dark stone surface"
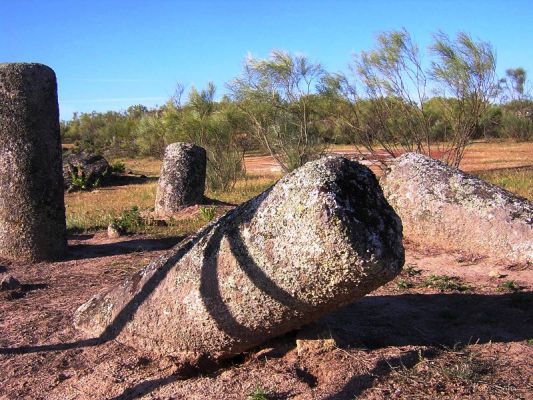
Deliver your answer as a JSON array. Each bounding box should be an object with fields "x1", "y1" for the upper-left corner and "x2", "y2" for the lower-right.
[
  {"x1": 63, "y1": 151, "x2": 110, "y2": 191},
  {"x1": 155, "y1": 143, "x2": 206, "y2": 215},
  {"x1": 75, "y1": 156, "x2": 404, "y2": 365},
  {"x1": 0, "y1": 274, "x2": 21, "y2": 291},
  {"x1": 381, "y1": 152, "x2": 533, "y2": 263},
  {"x1": 0, "y1": 63, "x2": 67, "y2": 262}
]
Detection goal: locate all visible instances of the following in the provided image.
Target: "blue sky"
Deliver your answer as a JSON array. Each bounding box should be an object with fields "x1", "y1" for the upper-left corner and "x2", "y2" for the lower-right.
[{"x1": 2, "y1": 0, "x2": 532, "y2": 120}]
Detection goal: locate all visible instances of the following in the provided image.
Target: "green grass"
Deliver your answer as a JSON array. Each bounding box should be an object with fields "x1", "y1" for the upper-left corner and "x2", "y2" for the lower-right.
[
  {"x1": 403, "y1": 264, "x2": 422, "y2": 277},
  {"x1": 477, "y1": 168, "x2": 533, "y2": 200},
  {"x1": 248, "y1": 386, "x2": 271, "y2": 400},
  {"x1": 497, "y1": 280, "x2": 522, "y2": 292},
  {"x1": 397, "y1": 278, "x2": 414, "y2": 290},
  {"x1": 421, "y1": 275, "x2": 472, "y2": 292}
]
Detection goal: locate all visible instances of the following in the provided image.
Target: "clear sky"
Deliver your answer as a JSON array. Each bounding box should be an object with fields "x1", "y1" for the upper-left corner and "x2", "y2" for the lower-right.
[{"x1": 2, "y1": 0, "x2": 532, "y2": 120}]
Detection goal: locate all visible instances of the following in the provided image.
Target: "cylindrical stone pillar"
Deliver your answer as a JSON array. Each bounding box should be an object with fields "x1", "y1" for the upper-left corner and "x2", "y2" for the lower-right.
[
  {"x1": 155, "y1": 142, "x2": 206, "y2": 215},
  {"x1": 74, "y1": 156, "x2": 404, "y2": 366},
  {"x1": 0, "y1": 63, "x2": 67, "y2": 262}
]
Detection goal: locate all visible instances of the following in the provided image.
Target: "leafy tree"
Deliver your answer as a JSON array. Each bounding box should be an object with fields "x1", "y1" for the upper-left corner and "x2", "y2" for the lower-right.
[
  {"x1": 355, "y1": 29, "x2": 432, "y2": 159},
  {"x1": 229, "y1": 50, "x2": 327, "y2": 172},
  {"x1": 430, "y1": 31, "x2": 498, "y2": 166},
  {"x1": 326, "y1": 29, "x2": 442, "y2": 167},
  {"x1": 498, "y1": 68, "x2": 533, "y2": 141},
  {"x1": 501, "y1": 68, "x2": 528, "y2": 101},
  {"x1": 182, "y1": 84, "x2": 245, "y2": 190}
]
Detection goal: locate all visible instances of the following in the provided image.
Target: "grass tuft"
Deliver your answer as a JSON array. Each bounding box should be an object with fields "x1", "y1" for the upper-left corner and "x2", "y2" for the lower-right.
[
  {"x1": 497, "y1": 280, "x2": 522, "y2": 292},
  {"x1": 421, "y1": 275, "x2": 471, "y2": 292},
  {"x1": 248, "y1": 386, "x2": 271, "y2": 400}
]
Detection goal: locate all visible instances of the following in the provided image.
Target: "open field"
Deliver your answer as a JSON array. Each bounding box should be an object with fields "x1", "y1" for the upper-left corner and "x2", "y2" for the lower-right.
[
  {"x1": 1, "y1": 140, "x2": 532, "y2": 399},
  {"x1": 66, "y1": 141, "x2": 533, "y2": 235}
]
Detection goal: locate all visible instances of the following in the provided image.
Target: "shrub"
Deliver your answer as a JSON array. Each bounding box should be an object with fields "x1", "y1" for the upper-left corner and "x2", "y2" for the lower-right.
[
  {"x1": 248, "y1": 386, "x2": 270, "y2": 400},
  {"x1": 397, "y1": 279, "x2": 414, "y2": 290},
  {"x1": 69, "y1": 165, "x2": 104, "y2": 191},
  {"x1": 111, "y1": 161, "x2": 126, "y2": 174},
  {"x1": 112, "y1": 206, "x2": 145, "y2": 233},
  {"x1": 500, "y1": 112, "x2": 533, "y2": 141},
  {"x1": 497, "y1": 280, "x2": 522, "y2": 292}
]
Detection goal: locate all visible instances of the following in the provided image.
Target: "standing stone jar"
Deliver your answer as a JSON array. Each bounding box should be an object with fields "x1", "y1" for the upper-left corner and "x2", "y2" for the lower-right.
[
  {"x1": 155, "y1": 142, "x2": 207, "y2": 215},
  {"x1": 0, "y1": 63, "x2": 67, "y2": 262}
]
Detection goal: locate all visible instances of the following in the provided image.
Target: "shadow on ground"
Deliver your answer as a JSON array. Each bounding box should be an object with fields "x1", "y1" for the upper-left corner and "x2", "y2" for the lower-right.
[
  {"x1": 317, "y1": 292, "x2": 533, "y2": 349},
  {"x1": 66, "y1": 236, "x2": 183, "y2": 260},
  {"x1": 103, "y1": 175, "x2": 158, "y2": 187},
  {"x1": 2, "y1": 283, "x2": 49, "y2": 300}
]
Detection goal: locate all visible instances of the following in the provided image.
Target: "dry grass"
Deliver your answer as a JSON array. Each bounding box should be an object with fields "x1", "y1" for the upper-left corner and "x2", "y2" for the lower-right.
[
  {"x1": 477, "y1": 167, "x2": 533, "y2": 200},
  {"x1": 65, "y1": 169, "x2": 277, "y2": 234},
  {"x1": 329, "y1": 141, "x2": 533, "y2": 173},
  {"x1": 65, "y1": 140, "x2": 532, "y2": 234},
  {"x1": 65, "y1": 182, "x2": 157, "y2": 232}
]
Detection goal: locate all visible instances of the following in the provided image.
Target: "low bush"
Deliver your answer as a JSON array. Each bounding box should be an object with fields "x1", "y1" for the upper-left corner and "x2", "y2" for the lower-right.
[{"x1": 112, "y1": 206, "x2": 145, "y2": 233}]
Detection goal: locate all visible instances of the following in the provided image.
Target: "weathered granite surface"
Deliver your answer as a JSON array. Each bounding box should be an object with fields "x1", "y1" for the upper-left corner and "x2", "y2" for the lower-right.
[
  {"x1": 155, "y1": 143, "x2": 206, "y2": 215},
  {"x1": 74, "y1": 156, "x2": 404, "y2": 365},
  {"x1": 63, "y1": 151, "x2": 110, "y2": 191},
  {"x1": 381, "y1": 152, "x2": 533, "y2": 263},
  {"x1": 0, "y1": 63, "x2": 66, "y2": 262}
]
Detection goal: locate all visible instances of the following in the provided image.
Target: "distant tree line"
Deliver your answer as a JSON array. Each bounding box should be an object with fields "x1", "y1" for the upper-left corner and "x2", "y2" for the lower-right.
[{"x1": 61, "y1": 30, "x2": 533, "y2": 186}]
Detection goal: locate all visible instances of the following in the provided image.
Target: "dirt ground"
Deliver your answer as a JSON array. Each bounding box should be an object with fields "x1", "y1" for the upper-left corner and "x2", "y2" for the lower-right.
[
  {"x1": 244, "y1": 142, "x2": 533, "y2": 176},
  {"x1": 1, "y1": 232, "x2": 531, "y2": 400}
]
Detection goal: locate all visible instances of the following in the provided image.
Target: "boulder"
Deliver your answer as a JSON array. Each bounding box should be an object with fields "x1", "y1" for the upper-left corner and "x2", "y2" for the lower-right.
[
  {"x1": 63, "y1": 151, "x2": 110, "y2": 191},
  {"x1": 381, "y1": 153, "x2": 533, "y2": 263},
  {"x1": 0, "y1": 274, "x2": 21, "y2": 291},
  {"x1": 74, "y1": 156, "x2": 404, "y2": 366},
  {"x1": 0, "y1": 63, "x2": 67, "y2": 262},
  {"x1": 155, "y1": 143, "x2": 206, "y2": 215}
]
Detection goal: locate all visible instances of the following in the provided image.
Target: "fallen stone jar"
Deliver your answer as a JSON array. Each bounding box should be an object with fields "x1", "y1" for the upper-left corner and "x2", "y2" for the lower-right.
[
  {"x1": 74, "y1": 156, "x2": 404, "y2": 367},
  {"x1": 381, "y1": 152, "x2": 533, "y2": 264}
]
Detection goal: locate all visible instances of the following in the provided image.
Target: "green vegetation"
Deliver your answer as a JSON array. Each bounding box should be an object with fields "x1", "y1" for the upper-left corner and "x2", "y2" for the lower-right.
[
  {"x1": 61, "y1": 30, "x2": 533, "y2": 176},
  {"x1": 497, "y1": 280, "x2": 522, "y2": 292},
  {"x1": 65, "y1": 173, "x2": 275, "y2": 235},
  {"x1": 111, "y1": 206, "x2": 145, "y2": 234},
  {"x1": 69, "y1": 166, "x2": 103, "y2": 191},
  {"x1": 421, "y1": 275, "x2": 472, "y2": 292},
  {"x1": 248, "y1": 386, "x2": 271, "y2": 400},
  {"x1": 229, "y1": 50, "x2": 328, "y2": 172},
  {"x1": 199, "y1": 206, "x2": 216, "y2": 222},
  {"x1": 110, "y1": 160, "x2": 126, "y2": 174},
  {"x1": 404, "y1": 264, "x2": 422, "y2": 277},
  {"x1": 397, "y1": 278, "x2": 414, "y2": 290}
]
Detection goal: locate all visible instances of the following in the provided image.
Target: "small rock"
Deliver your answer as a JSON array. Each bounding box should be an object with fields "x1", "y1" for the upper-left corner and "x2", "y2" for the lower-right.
[
  {"x1": 296, "y1": 337, "x2": 337, "y2": 356},
  {"x1": 107, "y1": 223, "x2": 122, "y2": 239},
  {"x1": 488, "y1": 269, "x2": 506, "y2": 279},
  {"x1": 0, "y1": 274, "x2": 21, "y2": 291}
]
